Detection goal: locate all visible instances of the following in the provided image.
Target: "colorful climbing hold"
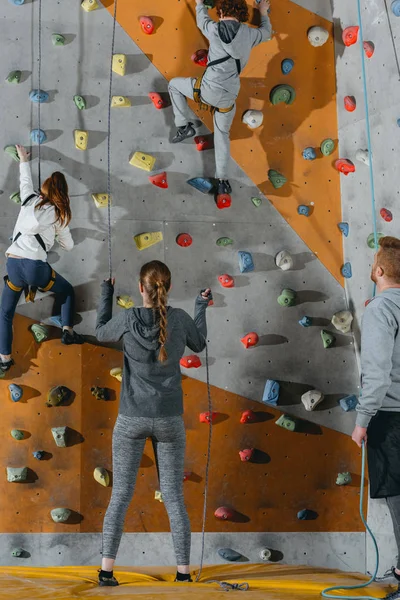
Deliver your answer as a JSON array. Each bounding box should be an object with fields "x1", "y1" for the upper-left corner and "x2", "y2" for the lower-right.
[
  {"x1": 29, "y1": 89, "x2": 49, "y2": 103},
  {"x1": 30, "y1": 323, "x2": 49, "y2": 343},
  {"x1": 110, "y1": 367, "x2": 123, "y2": 382},
  {"x1": 277, "y1": 288, "x2": 297, "y2": 307},
  {"x1": 116, "y1": 295, "x2": 134, "y2": 309},
  {"x1": 91, "y1": 193, "x2": 109, "y2": 208},
  {"x1": 6, "y1": 70, "x2": 21, "y2": 84},
  {"x1": 275, "y1": 250, "x2": 293, "y2": 271},
  {"x1": 33, "y1": 450, "x2": 45, "y2": 460},
  {"x1": 275, "y1": 414, "x2": 297, "y2": 432},
  {"x1": 238, "y1": 251, "x2": 254, "y2": 273},
  {"x1": 367, "y1": 232, "x2": 384, "y2": 249},
  {"x1": 298, "y1": 205, "x2": 311, "y2": 217},
  {"x1": 270, "y1": 84, "x2": 296, "y2": 105},
  {"x1": 332, "y1": 310, "x2": 353, "y2": 334},
  {"x1": 74, "y1": 130, "x2": 88, "y2": 151},
  {"x1": 239, "y1": 449, "x2": 255, "y2": 462},
  {"x1": 176, "y1": 233, "x2": 193, "y2": 248},
  {"x1": 149, "y1": 172, "x2": 168, "y2": 189},
  {"x1": 355, "y1": 149, "x2": 370, "y2": 166},
  {"x1": 251, "y1": 197, "x2": 262, "y2": 208},
  {"x1": 73, "y1": 95, "x2": 86, "y2": 110},
  {"x1": 218, "y1": 274, "x2": 235, "y2": 288},
  {"x1": 338, "y1": 222, "x2": 349, "y2": 237},
  {"x1": 51, "y1": 426, "x2": 68, "y2": 448},
  {"x1": 187, "y1": 177, "x2": 214, "y2": 194},
  {"x1": 216, "y1": 237, "x2": 233, "y2": 247},
  {"x1": 268, "y1": 169, "x2": 287, "y2": 189},
  {"x1": 392, "y1": 0, "x2": 400, "y2": 16},
  {"x1": 342, "y1": 26, "x2": 359, "y2": 46},
  {"x1": 129, "y1": 151, "x2": 156, "y2": 172},
  {"x1": 139, "y1": 16, "x2": 154, "y2": 35},
  {"x1": 242, "y1": 109, "x2": 264, "y2": 129},
  {"x1": 199, "y1": 411, "x2": 218, "y2": 423},
  {"x1": 9, "y1": 384, "x2": 23, "y2": 403},
  {"x1": 10, "y1": 192, "x2": 21, "y2": 204},
  {"x1": 302, "y1": 147, "x2": 316, "y2": 161},
  {"x1": 321, "y1": 330, "x2": 336, "y2": 349},
  {"x1": 341, "y1": 262, "x2": 352, "y2": 278},
  {"x1": 81, "y1": 0, "x2": 99, "y2": 11},
  {"x1": 335, "y1": 159, "x2": 355, "y2": 175},
  {"x1": 320, "y1": 138, "x2": 335, "y2": 156},
  {"x1": 380, "y1": 208, "x2": 393, "y2": 222},
  {"x1": 180, "y1": 355, "x2": 202, "y2": 369},
  {"x1": 30, "y1": 129, "x2": 47, "y2": 144},
  {"x1": 301, "y1": 389, "x2": 324, "y2": 411},
  {"x1": 7, "y1": 467, "x2": 27, "y2": 483},
  {"x1": 194, "y1": 135, "x2": 213, "y2": 151},
  {"x1": 339, "y1": 394, "x2": 358, "y2": 412},
  {"x1": 308, "y1": 26, "x2": 329, "y2": 47},
  {"x1": 52, "y1": 33, "x2": 65, "y2": 46},
  {"x1": 91, "y1": 386, "x2": 109, "y2": 400},
  {"x1": 134, "y1": 232, "x2": 163, "y2": 251},
  {"x1": 216, "y1": 193, "x2": 231, "y2": 210},
  {"x1": 112, "y1": 54, "x2": 127, "y2": 76},
  {"x1": 344, "y1": 96, "x2": 356, "y2": 112},
  {"x1": 299, "y1": 316, "x2": 313, "y2": 328},
  {"x1": 46, "y1": 386, "x2": 71, "y2": 408},
  {"x1": 241, "y1": 332, "x2": 259, "y2": 349},
  {"x1": 214, "y1": 506, "x2": 235, "y2": 520},
  {"x1": 336, "y1": 472, "x2": 352, "y2": 486},
  {"x1": 191, "y1": 49, "x2": 208, "y2": 67},
  {"x1": 262, "y1": 379, "x2": 280, "y2": 406},
  {"x1": 111, "y1": 96, "x2": 131, "y2": 108},
  {"x1": 4, "y1": 145, "x2": 20, "y2": 162},
  {"x1": 281, "y1": 58, "x2": 294, "y2": 75},
  {"x1": 94, "y1": 467, "x2": 110, "y2": 487},
  {"x1": 364, "y1": 41, "x2": 375, "y2": 58},
  {"x1": 148, "y1": 92, "x2": 167, "y2": 110},
  {"x1": 11, "y1": 429, "x2": 24, "y2": 441},
  {"x1": 218, "y1": 548, "x2": 242, "y2": 561},
  {"x1": 240, "y1": 409, "x2": 259, "y2": 424},
  {"x1": 51, "y1": 508, "x2": 71, "y2": 523},
  {"x1": 297, "y1": 509, "x2": 314, "y2": 521}
]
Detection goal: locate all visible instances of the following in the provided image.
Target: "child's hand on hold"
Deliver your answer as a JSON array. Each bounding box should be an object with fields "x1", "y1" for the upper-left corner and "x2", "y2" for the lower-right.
[
  {"x1": 201, "y1": 288, "x2": 212, "y2": 300},
  {"x1": 257, "y1": 0, "x2": 271, "y2": 15},
  {"x1": 104, "y1": 278, "x2": 115, "y2": 288},
  {"x1": 15, "y1": 145, "x2": 30, "y2": 163}
]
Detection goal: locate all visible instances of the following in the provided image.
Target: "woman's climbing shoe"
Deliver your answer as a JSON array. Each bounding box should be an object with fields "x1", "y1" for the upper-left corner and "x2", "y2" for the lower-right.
[
  {"x1": 98, "y1": 569, "x2": 119, "y2": 587},
  {"x1": 61, "y1": 330, "x2": 85, "y2": 345},
  {"x1": 172, "y1": 123, "x2": 196, "y2": 143},
  {"x1": 0, "y1": 358, "x2": 14, "y2": 372}
]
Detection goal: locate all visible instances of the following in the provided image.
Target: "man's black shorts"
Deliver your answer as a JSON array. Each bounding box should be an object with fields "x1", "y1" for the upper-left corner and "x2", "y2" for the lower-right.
[{"x1": 368, "y1": 411, "x2": 400, "y2": 498}]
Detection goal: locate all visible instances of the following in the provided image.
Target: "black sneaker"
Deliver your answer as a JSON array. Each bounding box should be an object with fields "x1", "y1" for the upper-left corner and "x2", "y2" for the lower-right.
[
  {"x1": 174, "y1": 576, "x2": 193, "y2": 583},
  {"x1": 385, "y1": 586, "x2": 400, "y2": 600},
  {"x1": 0, "y1": 358, "x2": 14, "y2": 372},
  {"x1": 172, "y1": 123, "x2": 196, "y2": 143},
  {"x1": 61, "y1": 330, "x2": 84, "y2": 345},
  {"x1": 217, "y1": 180, "x2": 232, "y2": 195},
  {"x1": 98, "y1": 570, "x2": 119, "y2": 587}
]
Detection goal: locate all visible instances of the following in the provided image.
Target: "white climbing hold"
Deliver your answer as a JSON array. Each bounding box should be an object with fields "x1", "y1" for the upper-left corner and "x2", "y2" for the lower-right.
[
  {"x1": 308, "y1": 26, "x2": 329, "y2": 47},
  {"x1": 275, "y1": 250, "x2": 293, "y2": 271},
  {"x1": 242, "y1": 110, "x2": 264, "y2": 130},
  {"x1": 301, "y1": 390, "x2": 324, "y2": 412},
  {"x1": 355, "y1": 149, "x2": 370, "y2": 166},
  {"x1": 331, "y1": 310, "x2": 353, "y2": 334},
  {"x1": 260, "y1": 548, "x2": 272, "y2": 561}
]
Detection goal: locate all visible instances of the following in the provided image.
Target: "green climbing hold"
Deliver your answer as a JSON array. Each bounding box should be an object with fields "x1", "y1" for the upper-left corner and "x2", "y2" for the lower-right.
[
  {"x1": 46, "y1": 386, "x2": 71, "y2": 407},
  {"x1": 51, "y1": 508, "x2": 71, "y2": 523},
  {"x1": 4, "y1": 145, "x2": 20, "y2": 162},
  {"x1": 251, "y1": 197, "x2": 262, "y2": 208},
  {"x1": 216, "y1": 237, "x2": 233, "y2": 247},
  {"x1": 52, "y1": 33, "x2": 65, "y2": 46},
  {"x1": 10, "y1": 192, "x2": 21, "y2": 204},
  {"x1": 12, "y1": 548, "x2": 25, "y2": 558},
  {"x1": 73, "y1": 95, "x2": 86, "y2": 110},
  {"x1": 7, "y1": 467, "x2": 28, "y2": 483},
  {"x1": 336, "y1": 472, "x2": 352, "y2": 486},
  {"x1": 367, "y1": 232, "x2": 384, "y2": 249},
  {"x1": 320, "y1": 138, "x2": 335, "y2": 156},
  {"x1": 11, "y1": 429, "x2": 24, "y2": 441},
  {"x1": 270, "y1": 84, "x2": 296, "y2": 105},
  {"x1": 52, "y1": 426, "x2": 68, "y2": 448},
  {"x1": 6, "y1": 70, "x2": 22, "y2": 84},
  {"x1": 277, "y1": 288, "x2": 297, "y2": 307},
  {"x1": 30, "y1": 324, "x2": 49, "y2": 344},
  {"x1": 268, "y1": 169, "x2": 287, "y2": 189},
  {"x1": 275, "y1": 414, "x2": 297, "y2": 432},
  {"x1": 321, "y1": 329, "x2": 335, "y2": 349}
]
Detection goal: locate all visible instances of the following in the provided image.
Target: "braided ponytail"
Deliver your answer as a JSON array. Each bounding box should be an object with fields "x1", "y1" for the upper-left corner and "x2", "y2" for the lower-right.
[
  {"x1": 139, "y1": 261, "x2": 171, "y2": 362},
  {"x1": 156, "y1": 282, "x2": 168, "y2": 362}
]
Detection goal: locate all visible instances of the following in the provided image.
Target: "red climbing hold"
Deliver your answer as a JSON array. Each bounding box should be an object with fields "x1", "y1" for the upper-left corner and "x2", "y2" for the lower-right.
[
  {"x1": 344, "y1": 96, "x2": 356, "y2": 112},
  {"x1": 218, "y1": 274, "x2": 235, "y2": 288},
  {"x1": 380, "y1": 208, "x2": 393, "y2": 222},
  {"x1": 180, "y1": 355, "x2": 202, "y2": 369},
  {"x1": 192, "y1": 49, "x2": 208, "y2": 67},
  {"x1": 176, "y1": 233, "x2": 193, "y2": 247},
  {"x1": 148, "y1": 93, "x2": 166, "y2": 110},
  {"x1": 216, "y1": 194, "x2": 232, "y2": 210},
  {"x1": 241, "y1": 332, "x2": 259, "y2": 349},
  {"x1": 214, "y1": 506, "x2": 235, "y2": 520},
  {"x1": 335, "y1": 159, "x2": 355, "y2": 175},
  {"x1": 140, "y1": 16, "x2": 154, "y2": 35},
  {"x1": 342, "y1": 26, "x2": 359, "y2": 47},
  {"x1": 239, "y1": 448, "x2": 255, "y2": 462},
  {"x1": 183, "y1": 471, "x2": 192, "y2": 482},
  {"x1": 194, "y1": 135, "x2": 214, "y2": 151},
  {"x1": 149, "y1": 172, "x2": 168, "y2": 189},
  {"x1": 364, "y1": 41, "x2": 375, "y2": 58},
  {"x1": 240, "y1": 409, "x2": 259, "y2": 424},
  {"x1": 199, "y1": 411, "x2": 218, "y2": 424}
]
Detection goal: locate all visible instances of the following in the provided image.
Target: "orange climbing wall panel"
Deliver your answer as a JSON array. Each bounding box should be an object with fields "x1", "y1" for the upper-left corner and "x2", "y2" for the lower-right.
[
  {"x1": 0, "y1": 315, "x2": 365, "y2": 534},
  {"x1": 102, "y1": 0, "x2": 343, "y2": 284}
]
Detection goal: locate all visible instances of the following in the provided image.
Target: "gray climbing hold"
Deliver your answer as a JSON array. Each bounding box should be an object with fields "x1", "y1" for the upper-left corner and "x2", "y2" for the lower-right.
[
  {"x1": 242, "y1": 109, "x2": 264, "y2": 129},
  {"x1": 52, "y1": 426, "x2": 68, "y2": 448},
  {"x1": 277, "y1": 288, "x2": 297, "y2": 307},
  {"x1": 4, "y1": 145, "x2": 20, "y2": 162},
  {"x1": 302, "y1": 147, "x2": 316, "y2": 161},
  {"x1": 52, "y1": 33, "x2": 65, "y2": 46},
  {"x1": 33, "y1": 450, "x2": 45, "y2": 460},
  {"x1": 299, "y1": 316, "x2": 312, "y2": 327},
  {"x1": 339, "y1": 395, "x2": 358, "y2": 412},
  {"x1": 46, "y1": 386, "x2": 71, "y2": 407},
  {"x1": 308, "y1": 26, "x2": 329, "y2": 47},
  {"x1": 275, "y1": 414, "x2": 297, "y2": 432},
  {"x1": 260, "y1": 548, "x2": 272, "y2": 561},
  {"x1": 12, "y1": 548, "x2": 25, "y2": 558},
  {"x1": 320, "y1": 138, "x2": 335, "y2": 156},
  {"x1": 11, "y1": 429, "x2": 24, "y2": 441},
  {"x1": 51, "y1": 508, "x2": 71, "y2": 523},
  {"x1": 336, "y1": 472, "x2": 352, "y2": 486},
  {"x1": 7, "y1": 467, "x2": 28, "y2": 483},
  {"x1": 218, "y1": 548, "x2": 242, "y2": 562},
  {"x1": 29, "y1": 89, "x2": 49, "y2": 103},
  {"x1": 268, "y1": 169, "x2": 287, "y2": 189},
  {"x1": 74, "y1": 95, "x2": 86, "y2": 110},
  {"x1": 367, "y1": 232, "x2": 384, "y2": 249},
  {"x1": 10, "y1": 191, "x2": 21, "y2": 204},
  {"x1": 9, "y1": 384, "x2": 23, "y2": 402},
  {"x1": 275, "y1": 250, "x2": 293, "y2": 271},
  {"x1": 281, "y1": 58, "x2": 294, "y2": 75},
  {"x1": 331, "y1": 310, "x2": 353, "y2": 334},
  {"x1": 301, "y1": 389, "x2": 324, "y2": 411},
  {"x1": 238, "y1": 251, "x2": 254, "y2": 273},
  {"x1": 270, "y1": 84, "x2": 296, "y2": 105},
  {"x1": 321, "y1": 330, "x2": 335, "y2": 349},
  {"x1": 262, "y1": 379, "x2": 280, "y2": 406},
  {"x1": 31, "y1": 129, "x2": 47, "y2": 144},
  {"x1": 6, "y1": 70, "x2": 22, "y2": 84},
  {"x1": 356, "y1": 149, "x2": 370, "y2": 166}
]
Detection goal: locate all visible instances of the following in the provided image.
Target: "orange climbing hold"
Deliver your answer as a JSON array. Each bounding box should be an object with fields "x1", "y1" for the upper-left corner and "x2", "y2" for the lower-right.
[
  {"x1": 199, "y1": 411, "x2": 218, "y2": 424},
  {"x1": 192, "y1": 49, "x2": 208, "y2": 67},
  {"x1": 139, "y1": 16, "x2": 154, "y2": 35},
  {"x1": 148, "y1": 92, "x2": 166, "y2": 110},
  {"x1": 180, "y1": 355, "x2": 202, "y2": 369},
  {"x1": 239, "y1": 448, "x2": 255, "y2": 462},
  {"x1": 344, "y1": 96, "x2": 356, "y2": 112},
  {"x1": 218, "y1": 274, "x2": 235, "y2": 288},
  {"x1": 240, "y1": 409, "x2": 259, "y2": 424},
  {"x1": 342, "y1": 26, "x2": 359, "y2": 47},
  {"x1": 364, "y1": 41, "x2": 375, "y2": 58},
  {"x1": 214, "y1": 506, "x2": 235, "y2": 520},
  {"x1": 149, "y1": 172, "x2": 168, "y2": 189},
  {"x1": 241, "y1": 332, "x2": 259, "y2": 349},
  {"x1": 195, "y1": 135, "x2": 213, "y2": 151},
  {"x1": 216, "y1": 194, "x2": 231, "y2": 210},
  {"x1": 176, "y1": 233, "x2": 193, "y2": 247},
  {"x1": 335, "y1": 159, "x2": 355, "y2": 175}
]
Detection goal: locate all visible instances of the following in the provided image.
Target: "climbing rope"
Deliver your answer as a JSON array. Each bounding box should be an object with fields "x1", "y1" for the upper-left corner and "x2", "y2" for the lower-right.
[{"x1": 37, "y1": 0, "x2": 42, "y2": 187}]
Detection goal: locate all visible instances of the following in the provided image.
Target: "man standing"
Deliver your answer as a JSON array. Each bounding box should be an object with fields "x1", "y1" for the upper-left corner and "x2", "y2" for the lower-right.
[
  {"x1": 352, "y1": 236, "x2": 400, "y2": 599},
  {"x1": 168, "y1": 0, "x2": 272, "y2": 203}
]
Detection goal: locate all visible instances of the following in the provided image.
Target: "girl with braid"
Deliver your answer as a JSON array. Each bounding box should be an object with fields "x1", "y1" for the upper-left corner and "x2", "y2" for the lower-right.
[{"x1": 95, "y1": 260, "x2": 212, "y2": 586}]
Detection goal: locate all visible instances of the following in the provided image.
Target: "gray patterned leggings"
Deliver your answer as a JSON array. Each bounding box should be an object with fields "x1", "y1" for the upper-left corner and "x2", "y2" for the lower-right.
[{"x1": 102, "y1": 414, "x2": 191, "y2": 565}]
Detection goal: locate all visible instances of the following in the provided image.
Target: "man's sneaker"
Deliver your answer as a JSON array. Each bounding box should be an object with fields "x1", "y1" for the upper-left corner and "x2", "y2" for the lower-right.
[
  {"x1": 61, "y1": 330, "x2": 84, "y2": 345},
  {"x1": 0, "y1": 358, "x2": 14, "y2": 372},
  {"x1": 217, "y1": 179, "x2": 232, "y2": 195},
  {"x1": 98, "y1": 570, "x2": 119, "y2": 587},
  {"x1": 172, "y1": 123, "x2": 196, "y2": 143}
]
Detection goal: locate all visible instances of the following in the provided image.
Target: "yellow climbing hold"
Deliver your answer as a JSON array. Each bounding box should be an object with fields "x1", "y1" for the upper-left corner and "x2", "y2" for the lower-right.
[
  {"x1": 81, "y1": 0, "x2": 99, "y2": 11},
  {"x1": 111, "y1": 96, "x2": 131, "y2": 108},
  {"x1": 134, "y1": 232, "x2": 163, "y2": 251},
  {"x1": 93, "y1": 467, "x2": 110, "y2": 487},
  {"x1": 74, "y1": 130, "x2": 88, "y2": 150},
  {"x1": 129, "y1": 151, "x2": 156, "y2": 172},
  {"x1": 112, "y1": 54, "x2": 127, "y2": 76},
  {"x1": 91, "y1": 193, "x2": 109, "y2": 208},
  {"x1": 155, "y1": 490, "x2": 164, "y2": 503},
  {"x1": 110, "y1": 367, "x2": 123, "y2": 383},
  {"x1": 117, "y1": 295, "x2": 134, "y2": 309}
]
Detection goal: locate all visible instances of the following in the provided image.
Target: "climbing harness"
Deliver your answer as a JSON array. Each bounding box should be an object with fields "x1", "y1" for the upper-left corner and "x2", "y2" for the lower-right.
[
  {"x1": 193, "y1": 55, "x2": 241, "y2": 115},
  {"x1": 321, "y1": 442, "x2": 379, "y2": 599},
  {"x1": 207, "y1": 581, "x2": 249, "y2": 592}
]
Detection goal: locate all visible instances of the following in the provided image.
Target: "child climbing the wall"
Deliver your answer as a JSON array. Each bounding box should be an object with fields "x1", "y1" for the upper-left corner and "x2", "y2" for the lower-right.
[
  {"x1": 0, "y1": 145, "x2": 84, "y2": 371},
  {"x1": 95, "y1": 261, "x2": 212, "y2": 587},
  {"x1": 168, "y1": 0, "x2": 272, "y2": 206}
]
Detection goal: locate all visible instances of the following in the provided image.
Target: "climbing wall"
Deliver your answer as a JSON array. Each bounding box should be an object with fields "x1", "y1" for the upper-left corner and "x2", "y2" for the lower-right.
[
  {"x1": 0, "y1": 0, "x2": 365, "y2": 571},
  {"x1": 331, "y1": 0, "x2": 400, "y2": 576}
]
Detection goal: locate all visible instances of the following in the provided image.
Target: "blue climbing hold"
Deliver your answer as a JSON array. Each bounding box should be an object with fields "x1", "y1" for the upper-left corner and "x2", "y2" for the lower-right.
[
  {"x1": 392, "y1": 0, "x2": 400, "y2": 16},
  {"x1": 262, "y1": 379, "x2": 280, "y2": 406},
  {"x1": 50, "y1": 315, "x2": 63, "y2": 328},
  {"x1": 30, "y1": 129, "x2": 47, "y2": 144},
  {"x1": 238, "y1": 251, "x2": 254, "y2": 273},
  {"x1": 339, "y1": 394, "x2": 358, "y2": 412},
  {"x1": 338, "y1": 222, "x2": 349, "y2": 237},
  {"x1": 281, "y1": 58, "x2": 294, "y2": 75},
  {"x1": 29, "y1": 89, "x2": 49, "y2": 103},
  {"x1": 299, "y1": 316, "x2": 312, "y2": 328},
  {"x1": 298, "y1": 205, "x2": 311, "y2": 217},
  {"x1": 297, "y1": 509, "x2": 313, "y2": 521},
  {"x1": 397, "y1": 118, "x2": 400, "y2": 127},
  {"x1": 187, "y1": 177, "x2": 214, "y2": 194},
  {"x1": 9, "y1": 0, "x2": 25, "y2": 4},
  {"x1": 9, "y1": 384, "x2": 23, "y2": 403},
  {"x1": 302, "y1": 147, "x2": 316, "y2": 161},
  {"x1": 33, "y1": 451, "x2": 45, "y2": 460},
  {"x1": 341, "y1": 262, "x2": 352, "y2": 278}
]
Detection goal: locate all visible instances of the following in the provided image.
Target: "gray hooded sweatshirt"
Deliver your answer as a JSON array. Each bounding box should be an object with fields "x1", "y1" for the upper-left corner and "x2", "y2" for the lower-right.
[
  {"x1": 196, "y1": 4, "x2": 272, "y2": 107},
  {"x1": 356, "y1": 289, "x2": 400, "y2": 428},
  {"x1": 96, "y1": 281, "x2": 208, "y2": 418}
]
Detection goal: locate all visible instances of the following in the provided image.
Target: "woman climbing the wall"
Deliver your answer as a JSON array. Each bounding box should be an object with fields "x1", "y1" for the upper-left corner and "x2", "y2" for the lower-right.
[
  {"x1": 0, "y1": 144, "x2": 84, "y2": 371},
  {"x1": 169, "y1": 0, "x2": 272, "y2": 206},
  {"x1": 95, "y1": 261, "x2": 212, "y2": 586}
]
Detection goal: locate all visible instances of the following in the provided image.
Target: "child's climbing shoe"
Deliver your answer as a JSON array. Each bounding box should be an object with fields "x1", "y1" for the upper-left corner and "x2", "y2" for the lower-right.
[
  {"x1": 61, "y1": 330, "x2": 85, "y2": 345},
  {"x1": 217, "y1": 179, "x2": 232, "y2": 195},
  {"x1": 215, "y1": 179, "x2": 232, "y2": 210},
  {"x1": 0, "y1": 358, "x2": 14, "y2": 372},
  {"x1": 98, "y1": 569, "x2": 119, "y2": 587},
  {"x1": 172, "y1": 123, "x2": 196, "y2": 144},
  {"x1": 175, "y1": 572, "x2": 193, "y2": 582}
]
